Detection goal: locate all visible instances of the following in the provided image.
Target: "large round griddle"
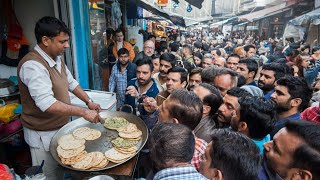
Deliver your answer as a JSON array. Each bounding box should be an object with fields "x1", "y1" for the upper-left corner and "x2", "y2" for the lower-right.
[{"x1": 50, "y1": 111, "x2": 148, "y2": 171}]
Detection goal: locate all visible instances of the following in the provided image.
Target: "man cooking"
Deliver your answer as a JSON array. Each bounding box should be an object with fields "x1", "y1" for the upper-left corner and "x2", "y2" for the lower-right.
[{"x1": 17, "y1": 16, "x2": 104, "y2": 178}]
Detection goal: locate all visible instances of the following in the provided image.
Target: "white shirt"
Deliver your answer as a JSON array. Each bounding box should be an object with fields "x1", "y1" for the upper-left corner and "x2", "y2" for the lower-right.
[
  {"x1": 19, "y1": 45, "x2": 79, "y2": 112},
  {"x1": 117, "y1": 41, "x2": 123, "y2": 50},
  {"x1": 20, "y1": 45, "x2": 79, "y2": 151}
]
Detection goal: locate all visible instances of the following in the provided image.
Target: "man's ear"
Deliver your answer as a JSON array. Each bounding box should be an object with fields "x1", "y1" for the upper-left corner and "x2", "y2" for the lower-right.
[
  {"x1": 290, "y1": 98, "x2": 302, "y2": 108},
  {"x1": 210, "y1": 169, "x2": 224, "y2": 180},
  {"x1": 238, "y1": 121, "x2": 247, "y2": 132},
  {"x1": 172, "y1": 118, "x2": 179, "y2": 124},
  {"x1": 299, "y1": 170, "x2": 312, "y2": 180},
  {"x1": 42, "y1": 36, "x2": 51, "y2": 47},
  {"x1": 248, "y1": 71, "x2": 255, "y2": 79},
  {"x1": 287, "y1": 168, "x2": 312, "y2": 180}
]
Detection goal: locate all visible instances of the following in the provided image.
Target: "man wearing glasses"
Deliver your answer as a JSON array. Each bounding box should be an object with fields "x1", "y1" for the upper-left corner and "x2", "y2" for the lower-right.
[{"x1": 133, "y1": 40, "x2": 155, "y2": 63}]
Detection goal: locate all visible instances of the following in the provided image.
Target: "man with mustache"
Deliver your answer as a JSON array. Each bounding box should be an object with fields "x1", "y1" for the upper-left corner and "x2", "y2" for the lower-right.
[
  {"x1": 270, "y1": 76, "x2": 312, "y2": 138},
  {"x1": 133, "y1": 40, "x2": 155, "y2": 63},
  {"x1": 125, "y1": 57, "x2": 160, "y2": 115},
  {"x1": 155, "y1": 67, "x2": 188, "y2": 106},
  {"x1": 152, "y1": 53, "x2": 176, "y2": 92},
  {"x1": 258, "y1": 63, "x2": 291, "y2": 100},
  {"x1": 216, "y1": 87, "x2": 251, "y2": 128}
]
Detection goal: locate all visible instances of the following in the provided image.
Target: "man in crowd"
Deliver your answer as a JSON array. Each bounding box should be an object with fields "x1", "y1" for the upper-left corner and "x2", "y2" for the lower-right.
[
  {"x1": 150, "y1": 123, "x2": 207, "y2": 180},
  {"x1": 155, "y1": 67, "x2": 188, "y2": 106},
  {"x1": 18, "y1": 16, "x2": 103, "y2": 177},
  {"x1": 270, "y1": 76, "x2": 312, "y2": 138},
  {"x1": 133, "y1": 40, "x2": 155, "y2": 63},
  {"x1": 188, "y1": 67, "x2": 203, "y2": 91},
  {"x1": 244, "y1": 44, "x2": 256, "y2": 57},
  {"x1": 169, "y1": 41, "x2": 182, "y2": 61},
  {"x1": 210, "y1": 48, "x2": 222, "y2": 59},
  {"x1": 258, "y1": 62, "x2": 290, "y2": 99},
  {"x1": 201, "y1": 53, "x2": 214, "y2": 68},
  {"x1": 226, "y1": 54, "x2": 240, "y2": 71},
  {"x1": 142, "y1": 89, "x2": 206, "y2": 170},
  {"x1": 182, "y1": 44, "x2": 194, "y2": 64},
  {"x1": 112, "y1": 29, "x2": 135, "y2": 61},
  {"x1": 213, "y1": 68, "x2": 238, "y2": 97},
  {"x1": 231, "y1": 96, "x2": 276, "y2": 153},
  {"x1": 213, "y1": 57, "x2": 226, "y2": 68},
  {"x1": 125, "y1": 58, "x2": 160, "y2": 115},
  {"x1": 200, "y1": 129, "x2": 261, "y2": 180},
  {"x1": 216, "y1": 87, "x2": 252, "y2": 128},
  {"x1": 193, "y1": 83, "x2": 223, "y2": 142},
  {"x1": 152, "y1": 53, "x2": 176, "y2": 92},
  {"x1": 236, "y1": 58, "x2": 259, "y2": 86},
  {"x1": 151, "y1": 54, "x2": 160, "y2": 74},
  {"x1": 109, "y1": 48, "x2": 136, "y2": 109},
  {"x1": 260, "y1": 121, "x2": 320, "y2": 180}
]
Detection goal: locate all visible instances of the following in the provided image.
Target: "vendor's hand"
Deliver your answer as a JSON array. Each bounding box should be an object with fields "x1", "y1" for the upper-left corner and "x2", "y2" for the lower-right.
[
  {"x1": 88, "y1": 101, "x2": 102, "y2": 112},
  {"x1": 143, "y1": 97, "x2": 158, "y2": 113},
  {"x1": 126, "y1": 86, "x2": 139, "y2": 98},
  {"x1": 83, "y1": 109, "x2": 104, "y2": 124}
]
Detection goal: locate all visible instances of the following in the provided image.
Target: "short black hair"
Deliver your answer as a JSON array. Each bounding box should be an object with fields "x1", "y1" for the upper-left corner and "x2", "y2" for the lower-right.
[
  {"x1": 238, "y1": 96, "x2": 277, "y2": 139},
  {"x1": 227, "y1": 54, "x2": 240, "y2": 61},
  {"x1": 147, "y1": 34, "x2": 156, "y2": 40},
  {"x1": 226, "y1": 87, "x2": 252, "y2": 99},
  {"x1": 201, "y1": 66, "x2": 219, "y2": 84},
  {"x1": 276, "y1": 76, "x2": 312, "y2": 111},
  {"x1": 117, "y1": 48, "x2": 129, "y2": 56},
  {"x1": 239, "y1": 58, "x2": 259, "y2": 76},
  {"x1": 169, "y1": 89, "x2": 203, "y2": 130},
  {"x1": 168, "y1": 66, "x2": 188, "y2": 83},
  {"x1": 135, "y1": 57, "x2": 154, "y2": 72},
  {"x1": 209, "y1": 129, "x2": 261, "y2": 180},
  {"x1": 261, "y1": 63, "x2": 292, "y2": 80},
  {"x1": 149, "y1": 123, "x2": 195, "y2": 171},
  {"x1": 210, "y1": 48, "x2": 221, "y2": 56},
  {"x1": 199, "y1": 83, "x2": 223, "y2": 117},
  {"x1": 193, "y1": 52, "x2": 203, "y2": 60},
  {"x1": 115, "y1": 28, "x2": 123, "y2": 35},
  {"x1": 190, "y1": 67, "x2": 203, "y2": 77},
  {"x1": 35, "y1": 16, "x2": 70, "y2": 43},
  {"x1": 160, "y1": 53, "x2": 176, "y2": 68},
  {"x1": 169, "y1": 42, "x2": 180, "y2": 52},
  {"x1": 194, "y1": 41, "x2": 202, "y2": 48},
  {"x1": 244, "y1": 44, "x2": 256, "y2": 52}
]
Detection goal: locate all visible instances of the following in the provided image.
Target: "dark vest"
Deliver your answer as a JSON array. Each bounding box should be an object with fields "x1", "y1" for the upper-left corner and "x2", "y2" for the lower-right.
[{"x1": 17, "y1": 50, "x2": 71, "y2": 131}]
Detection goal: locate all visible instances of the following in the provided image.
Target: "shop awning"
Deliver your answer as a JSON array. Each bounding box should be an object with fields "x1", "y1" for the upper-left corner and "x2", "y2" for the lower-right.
[
  {"x1": 172, "y1": 0, "x2": 204, "y2": 9},
  {"x1": 288, "y1": 8, "x2": 320, "y2": 26},
  {"x1": 130, "y1": 0, "x2": 186, "y2": 27},
  {"x1": 238, "y1": 2, "x2": 290, "y2": 22}
]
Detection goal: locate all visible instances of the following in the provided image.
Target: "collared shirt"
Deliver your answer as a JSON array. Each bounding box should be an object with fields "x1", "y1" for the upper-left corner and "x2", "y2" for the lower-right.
[
  {"x1": 258, "y1": 157, "x2": 283, "y2": 180},
  {"x1": 270, "y1": 113, "x2": 301, "y2": 139},
  {"x1": 263, "y1": 90, "x2": 274, "y2": 100},
  {"x1": 252, "y1": 134, "x2": 270, "y2": 154},
  {"x1": 20, "y1": 45, "x2": 78, "y2": 151},
  {"x1": 247, "y1": 81, "x2": 258, "y2": 87},
  {"x1": 191, "y1": 137, "x2": 208, "y2": 171},
  {"x1": 154, "y1": 166, "x2": 208, "y2": 180},
  {"x1": 109, "y1": 63, "x2": 128, "y2": 109},
  {"x1": 19, "y1": 45, "x2": 79, "y2": 112},
  {"x1": 152, "y1": 72, "x2": 167, "y2": 92},
  {"x1": 301, "y1": 106, "x2": 320, "y2": 124}
]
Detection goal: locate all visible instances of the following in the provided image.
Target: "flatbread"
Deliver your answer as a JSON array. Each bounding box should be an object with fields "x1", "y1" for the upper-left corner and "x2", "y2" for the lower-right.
[
  {"x1": 71, "y1": 152, "x2": 94, "y2": 170},
  {"x1": 85, "y1": 129, "x2": 102, "y2": 140},
  {"x1": 111, "y1": 137, "x2": 138, "y2": 148},
  {"x1": 72, "y1": 127, "x2": 91, "y2": 139},
  {"x1": 57, "y1": 145, "x2": 85, "y2": 159},
  {"x1": 89, "y1": 152, "x2": 105, "y2": 167},
  {"x1": 59, "y1": 138, "x2": 86, "y2": 150},
  {"x1": 92, "y1": 158, "x2": 109, "y2": 169},
  {"x1": 126, "y1": 136, "x2": 141, "y2": 141},
  {"x1": 115, "y1": 146, "x2": 137, "y2": 154},
  {"x1": 61, "y1": 151, "x2": 87, "y2": 165},
  {"x1": 58, "y1": 134, "x2": 76, "y2": 145},
  {"x1": 117, "y1": 123, "x2": 138, "y2": 133},
  {"x1": 104, "y1": 148, "x2": 134, "y2": 163},
  {"x1": 118, "y1": 130, "x2": 142, "y2": 139},
  {"x1": 104, "y1": 117, "x2": 129, "y2": 130}
]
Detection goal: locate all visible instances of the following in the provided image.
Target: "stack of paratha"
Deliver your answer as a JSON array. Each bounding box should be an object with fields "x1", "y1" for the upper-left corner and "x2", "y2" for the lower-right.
[
  {"x1": 57, "y1": 127, "x2": 108, "y2": 170},
  {"x1": 104, "y1": 117, "x2": 142, "y2": 163}
]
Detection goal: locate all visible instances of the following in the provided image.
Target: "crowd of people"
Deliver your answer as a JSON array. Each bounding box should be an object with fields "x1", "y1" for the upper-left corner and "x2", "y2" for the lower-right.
[
  {"x1": 13, "y1": 16, "x2": 320, "y2": 180},
  {"x1": 106, "y1": 27, "x2": 320, "y2": 179}
]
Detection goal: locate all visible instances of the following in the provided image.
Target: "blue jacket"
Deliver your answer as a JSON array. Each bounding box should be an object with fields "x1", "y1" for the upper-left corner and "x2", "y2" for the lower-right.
[
  {"x1": 116, "y1": 61, "x2": 136, "y2": 84},
  {"x1": 124, "y1": 78, "x2": 160, "y2": 115}
]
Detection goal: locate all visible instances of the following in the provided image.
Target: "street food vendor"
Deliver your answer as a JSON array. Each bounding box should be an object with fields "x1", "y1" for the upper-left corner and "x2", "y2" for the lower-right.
[{"x1": 17, "y1": 16, "x2": 104, "y2": 178}]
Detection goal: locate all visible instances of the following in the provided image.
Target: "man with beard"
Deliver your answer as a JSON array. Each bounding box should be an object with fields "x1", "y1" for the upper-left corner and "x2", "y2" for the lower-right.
[
  {"x1": 133, "y1": 40, "x2": 155, "y2": 63},
  {"x1": 230, "y1": 96, "x2": 277, "y2": 153},
  {"x1": 155, "y1": 67, "x2": 188, "y2": 106},
  {"x1": 270, "y1": 76, "x2": 312, "y2": 138},
  {"x1": 259, "y1": 121, "x2": 320, "y2": 180},
  {"x1": 188, "y1": 67, "x2": 203, "y2": 91},
  {"x1": 258, "y1": 63, "x2": 291, "y2": 100},
  {"x1": 152, "y1": 53, "x2": 176, "y2": 92},
  {"x1": 125, "y1": 58, "x2": 160, "y2": 115},
  {"x1": 213, "y1": 68, "x2": 238, "y2": 97},
  {"x1": 109, "y1": 48, "x2": 137, "y2": 109},
  {"x1": 216, "y1": 87, "x2": 251, "y2": 128}
]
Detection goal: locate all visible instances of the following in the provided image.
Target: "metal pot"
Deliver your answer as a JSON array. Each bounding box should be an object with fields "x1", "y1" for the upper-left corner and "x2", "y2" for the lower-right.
[{"x1": 0, "y1": 79, "x2": 17, "y2": 96}]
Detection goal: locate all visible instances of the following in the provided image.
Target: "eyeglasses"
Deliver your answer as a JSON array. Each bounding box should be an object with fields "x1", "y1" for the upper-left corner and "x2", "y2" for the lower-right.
[{"x1": 144, "y1": 46, "x2": 154, "y2": 50}]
